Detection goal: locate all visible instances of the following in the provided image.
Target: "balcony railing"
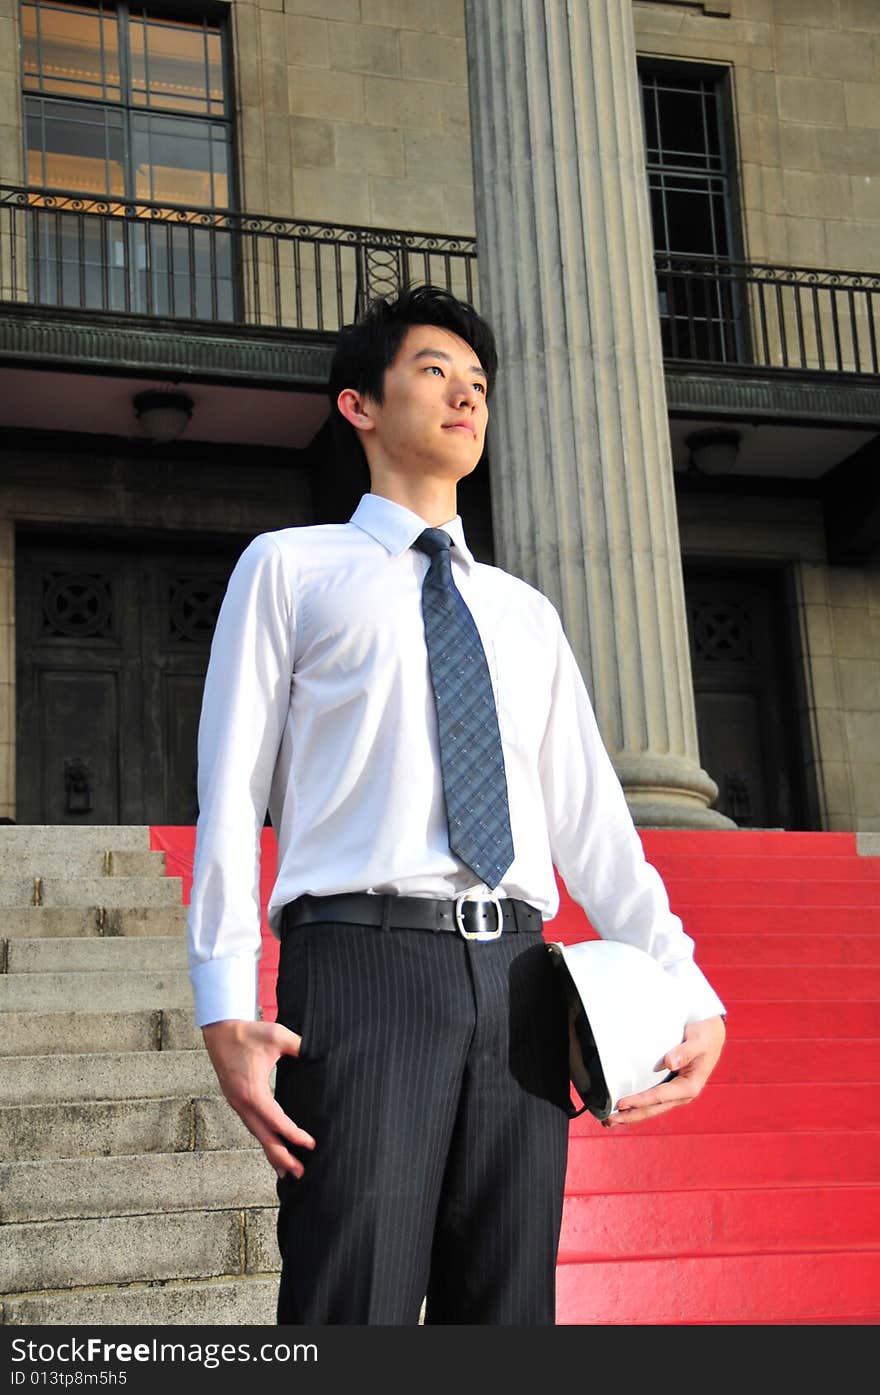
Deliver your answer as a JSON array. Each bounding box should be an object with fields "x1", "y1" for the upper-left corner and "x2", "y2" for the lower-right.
[
  {"x1": 657, "y1": 252, "x2": 880, "y2": 376},
  {"x1": 1, "y1": 185, "x2": 878, "y2": 378},
  {"x1": 0, "y1": 185, "x2": 478, "y2": 333}
]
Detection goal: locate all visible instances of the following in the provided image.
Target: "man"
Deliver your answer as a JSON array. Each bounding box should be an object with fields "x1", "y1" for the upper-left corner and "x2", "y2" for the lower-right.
[{"x1": 187, "y1": 285, "x2": 726, "y2": 1326}]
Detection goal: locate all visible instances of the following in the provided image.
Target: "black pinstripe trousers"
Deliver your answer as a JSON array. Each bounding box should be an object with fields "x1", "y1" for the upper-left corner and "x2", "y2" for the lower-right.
[{"x1": 272, "y1": 917, "x2": 571, "y2": 1325}]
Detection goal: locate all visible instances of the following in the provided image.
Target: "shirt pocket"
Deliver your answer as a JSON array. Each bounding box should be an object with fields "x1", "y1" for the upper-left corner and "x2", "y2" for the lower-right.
[{"x1": 488, "y1": 620, "x2": 553, "y2": 758}]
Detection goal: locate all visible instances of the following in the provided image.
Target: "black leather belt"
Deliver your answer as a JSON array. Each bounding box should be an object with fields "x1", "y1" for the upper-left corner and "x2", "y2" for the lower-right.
[{"x1": 281, "y1": 891, "x2": 544, "y2": 941}]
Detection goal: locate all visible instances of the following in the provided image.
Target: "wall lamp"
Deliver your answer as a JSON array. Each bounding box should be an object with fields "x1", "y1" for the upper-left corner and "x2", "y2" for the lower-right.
[
  {"x1": 133, "y1": 389, "x2": 194, "y2": 444},
  {"x1": 685, "y1": 427, "x2": 742, "y2": 476}
]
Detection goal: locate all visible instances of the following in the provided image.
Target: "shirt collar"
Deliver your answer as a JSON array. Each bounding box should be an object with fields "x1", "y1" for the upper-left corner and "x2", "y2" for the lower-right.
[{"x1": 350, "y1": 493, "x2": 476, "y2": 571}]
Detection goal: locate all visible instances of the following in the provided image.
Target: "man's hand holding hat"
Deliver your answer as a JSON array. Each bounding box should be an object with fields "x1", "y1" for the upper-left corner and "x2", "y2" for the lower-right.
[{"x1": 603, "y1": 1013, "x2": 727, "y2": 1129}]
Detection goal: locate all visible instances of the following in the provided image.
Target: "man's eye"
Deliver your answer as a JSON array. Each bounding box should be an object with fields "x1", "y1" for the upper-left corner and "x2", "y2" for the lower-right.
[
  {"x1": 474, "y1": 383, "x2": 486, "y2": 394},
  {"x1": 426, "y1": 365, "x2": 443, "y2": 375}
]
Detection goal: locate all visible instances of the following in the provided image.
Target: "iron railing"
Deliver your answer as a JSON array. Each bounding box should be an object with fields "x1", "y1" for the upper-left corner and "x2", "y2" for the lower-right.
[
  {"x1": 0, "y1": 185, "x2": 478, "y2": 333},
  {"x1": 2, "y1": 185, "x2": 878, "y2": 378},
  {"x1": 656, "y1": 252, "x2": 880, "y2": 376}
]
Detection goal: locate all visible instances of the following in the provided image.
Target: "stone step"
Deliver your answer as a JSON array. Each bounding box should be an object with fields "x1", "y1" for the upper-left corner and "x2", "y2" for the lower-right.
[
  {"x1": 2, "y1": 1096, "x2": 192, "y2": 1161},
  {"x1": 0, "y1": 1149, "x2": 277, "y2": 1224},
  {"x1": 0, "y1": 1206, "x2": 278, "y2": 1296},
  {"x1": 0, "y1": 827, "x2": 151, "y2": 856},
  {"x1": 0, "y1": 1007, "x2": 201, "y2": 1057},
  {"x1": 195, "y1": 1096, "x2": 268, "y2": 1153},
  {"x1": 108, "y1": 851, "x2": 166, "y2": 878},
  {"x1": 0, "y1": 1276, "x2": 279, "y2": 1326},
  {"x1": 0, "y1": 850, "x2": 166, "y2": 880},
  {"x1": 0, "y1": 827, "x2": 276, "y2": 1330},
  {"x1": 4, "y1": 935, "x2": 188, "y2": 975},
  {"x1": 1, "y1": 1094, "x2": 258, "y2": 1160},
  {"x1": 0, "y1": 905, "x2": 188, "y2": 938},
  {"x1": 0, "y1": 876, "x2": 183, "y2": 909},
  {"x1": 0, "y1": 1049, "x2": 223, "y2": 1105},
  {"x1": 0, "y1": 967, "x2": 192, "y2": 1013}
]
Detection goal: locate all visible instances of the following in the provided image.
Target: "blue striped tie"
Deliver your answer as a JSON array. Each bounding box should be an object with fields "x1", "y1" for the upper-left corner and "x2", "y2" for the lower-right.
[{"x1": 414, "y1": 528, "x2": 515, "y2": 889}]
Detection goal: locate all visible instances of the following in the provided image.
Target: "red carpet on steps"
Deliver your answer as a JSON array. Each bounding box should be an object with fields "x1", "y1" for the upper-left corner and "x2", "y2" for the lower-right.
[{"x1": 151, "y1": 827, "x2": 880, "y2": 1326}]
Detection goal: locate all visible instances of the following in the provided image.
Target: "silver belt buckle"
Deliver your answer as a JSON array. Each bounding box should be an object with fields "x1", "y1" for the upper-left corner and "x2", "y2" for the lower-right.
[{"x1": 454, "y1": 888, "x2": 504, "y2": 941}]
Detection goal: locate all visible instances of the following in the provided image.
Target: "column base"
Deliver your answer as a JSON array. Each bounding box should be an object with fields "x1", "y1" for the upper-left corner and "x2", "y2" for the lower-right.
[
  {"x1": 614, "y1": 754, "x2": 738, "y2": 831},
  {"x1": 626, "y1": 799, "x2": 737, "y2": 830}
]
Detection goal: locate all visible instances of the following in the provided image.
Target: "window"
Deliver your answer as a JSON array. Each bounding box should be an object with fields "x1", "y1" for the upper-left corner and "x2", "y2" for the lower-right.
[
  {"x1": 21, "y1": 0, "x2": 236, "y2": 319},
  {"x1": 640, "y1": 64, "x2": 742, "y2": 362},
  {"x1": 23, "y1": 1, "x2": 231, "y2": 205},
  {"x1": 642, "y1": 68, "x2": 731, "y2": 259}
]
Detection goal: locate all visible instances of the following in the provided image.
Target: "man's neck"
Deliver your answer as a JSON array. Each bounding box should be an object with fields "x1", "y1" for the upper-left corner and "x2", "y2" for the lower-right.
[{"x1": 368, "y1": 479, "x2": 458, "y2": 527}]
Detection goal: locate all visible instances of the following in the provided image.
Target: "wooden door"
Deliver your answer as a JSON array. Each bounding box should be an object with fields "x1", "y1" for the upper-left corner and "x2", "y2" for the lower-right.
[
  {"x1": 684, "y1": 568, "x2": 806, "y2": 829},
  {"x1": 16, "y1": 534, "x2": 241, "y2": 825}
]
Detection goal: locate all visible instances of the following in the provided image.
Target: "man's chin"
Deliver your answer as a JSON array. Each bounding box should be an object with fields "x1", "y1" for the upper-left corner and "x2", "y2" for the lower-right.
[{"x1": 453, "y1": 455, "x2": 482, "y2": 479}]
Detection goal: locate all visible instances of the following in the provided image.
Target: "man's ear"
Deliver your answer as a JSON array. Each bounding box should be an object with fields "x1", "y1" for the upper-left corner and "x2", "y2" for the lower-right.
[{"x1": 336, "y1": 388, "x2": 376, "y2": 434}]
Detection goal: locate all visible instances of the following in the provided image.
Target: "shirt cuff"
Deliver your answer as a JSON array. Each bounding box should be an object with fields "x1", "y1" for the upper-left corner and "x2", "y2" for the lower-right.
[
  {"x1": 189, "y1": 953, "x2": 260, "y2": 1028},
  {"x1": 663, "y1": 957, "x2": 727, "y2": 1026}
]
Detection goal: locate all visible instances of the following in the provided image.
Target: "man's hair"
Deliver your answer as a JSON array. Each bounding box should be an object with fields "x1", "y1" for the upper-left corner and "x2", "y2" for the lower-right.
[{"x1": 327, "y1": 283, "x2": 498, "y2": 472}]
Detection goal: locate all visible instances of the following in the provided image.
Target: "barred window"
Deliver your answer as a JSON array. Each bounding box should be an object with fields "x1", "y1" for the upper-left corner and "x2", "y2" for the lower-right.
[
  {"x1": 640, "y1": 66, "x2": 733, "y2": 259},
  {"x1": 639, "y1": 62, "x2": 742, "y2": 363}
]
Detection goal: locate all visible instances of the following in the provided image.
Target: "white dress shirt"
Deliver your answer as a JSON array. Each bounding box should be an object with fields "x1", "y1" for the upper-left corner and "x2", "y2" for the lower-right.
[{"x1": 187, "y1": 492, "x2": 726, "y2": 1029}]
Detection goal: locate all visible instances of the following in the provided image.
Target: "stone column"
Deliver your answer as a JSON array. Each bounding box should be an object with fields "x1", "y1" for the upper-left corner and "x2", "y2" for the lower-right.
[{"x1": 464, "y1": 0, "x2": 731, "y2": 827}]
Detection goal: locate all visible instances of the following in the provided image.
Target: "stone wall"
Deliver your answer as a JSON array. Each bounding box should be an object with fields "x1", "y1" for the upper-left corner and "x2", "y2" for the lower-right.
[
  {"x1": 796, "y1": 560, "x2": 880, "y2": 832},
  {"x1": 233, "y1": 0, "x2": 473, "y2": 235},
  {"x1": 632, "y1": 0, "x2": 880, "y2": 273},
  {"x1": 0, "y1": 0, "x2": 23, "y2": 186}
]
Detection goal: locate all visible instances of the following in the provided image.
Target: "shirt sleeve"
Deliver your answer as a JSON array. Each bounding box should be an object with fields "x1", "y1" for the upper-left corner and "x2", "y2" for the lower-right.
[
  {"x1": 537, "y1": 607, "x2": 727, "y2": 1025},
  {"x1": 186, "y1": 534, "x2": 294, "y2": 1028}
]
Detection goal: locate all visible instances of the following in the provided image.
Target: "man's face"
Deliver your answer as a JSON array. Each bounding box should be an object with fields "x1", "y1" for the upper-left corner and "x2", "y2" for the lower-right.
[{"x1": 362, "y1": 323, "x2": 489, "y2": 482}]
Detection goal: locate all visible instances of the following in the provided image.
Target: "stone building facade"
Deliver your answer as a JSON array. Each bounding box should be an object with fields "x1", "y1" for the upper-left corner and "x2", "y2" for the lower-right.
[{"x1": 0, "y1": 0, "x2": 877, "y2": 831}]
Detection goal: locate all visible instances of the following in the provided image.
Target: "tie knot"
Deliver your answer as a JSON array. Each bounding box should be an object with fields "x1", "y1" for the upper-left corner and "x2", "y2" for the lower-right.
[{"x1": 414, "y1": 528, "x2": 452, "y2": 560}]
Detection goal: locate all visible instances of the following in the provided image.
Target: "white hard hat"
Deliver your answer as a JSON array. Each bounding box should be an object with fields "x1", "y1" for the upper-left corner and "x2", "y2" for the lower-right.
[{"x1": 548, "y1": 938, "x2": 688, "y2": 1120}]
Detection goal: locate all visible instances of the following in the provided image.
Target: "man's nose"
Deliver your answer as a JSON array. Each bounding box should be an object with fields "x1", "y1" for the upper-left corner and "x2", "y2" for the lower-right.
[{"x1": 451, "y1": 379, "x2": 480, "y2": 409}]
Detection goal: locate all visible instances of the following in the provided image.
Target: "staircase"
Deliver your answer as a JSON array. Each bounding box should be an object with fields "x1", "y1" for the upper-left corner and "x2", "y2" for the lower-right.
[
  {"x1": 554, "y1": 830, "x2": 880, "y2": 1325},
  {"x1": 3, "y1": 826, "x2": 879, "y2": 1325},
  {"x1": 0, "y1": 826, "x2": 278, "y2": 1325}
]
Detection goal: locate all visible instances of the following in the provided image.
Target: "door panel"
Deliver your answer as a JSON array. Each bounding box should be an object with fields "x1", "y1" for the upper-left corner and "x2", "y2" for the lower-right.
[
  {"x1": 17, "y1": 547, "x2": 143, "y2": 824},
  {"x1": 694, "y1": 689, "x2": 768, "y2": 827},
  {"x1": 685, "y1": 568, "x2": 805, "y2": 829},
  {"x1": 154, "y1": 672, "x2": 210, "y2": 827},
  {"x1": 17, "y1": 535, "x2": 241, "y2": 825},
  {"x1": 141, "y1": 559, "x2": 233, "y2": 826},
  {"x1": 36, "y1": 668, "x2": 121, "y2": 823}
]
